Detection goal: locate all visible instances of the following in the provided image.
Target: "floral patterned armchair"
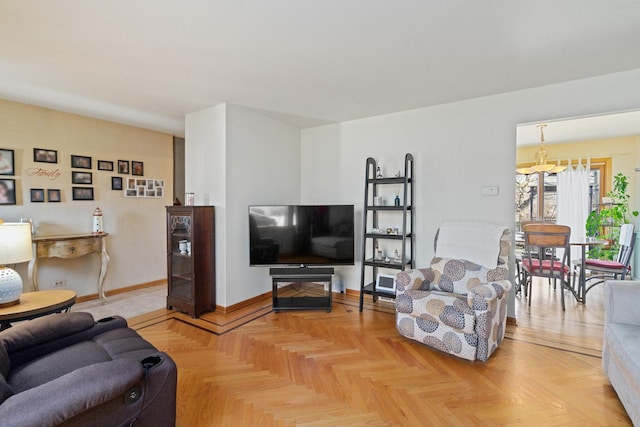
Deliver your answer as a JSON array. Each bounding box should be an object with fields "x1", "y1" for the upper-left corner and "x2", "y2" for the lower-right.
[{"x1": 395, "y1": 226, "x2": 511, "y2": 362}]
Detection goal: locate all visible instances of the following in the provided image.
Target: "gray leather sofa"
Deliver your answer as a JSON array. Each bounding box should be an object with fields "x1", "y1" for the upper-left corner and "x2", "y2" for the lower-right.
[
  {"x1": 603, "y1": 280, "x2": 640, "y2": 425},
  {"x1": 0, "y1": 312, "x2": 177, "y2": 427}
]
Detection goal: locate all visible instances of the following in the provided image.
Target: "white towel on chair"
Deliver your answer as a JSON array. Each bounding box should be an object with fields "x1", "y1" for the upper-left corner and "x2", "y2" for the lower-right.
[{"x1": 435, "y1": 221, "x2": 507, "y2": 269}]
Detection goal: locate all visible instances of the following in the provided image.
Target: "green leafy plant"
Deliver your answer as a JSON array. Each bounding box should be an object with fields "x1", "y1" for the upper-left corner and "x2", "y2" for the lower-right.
[{"x1": 586, "y1": 173, "x2": 638, "y2": 260}]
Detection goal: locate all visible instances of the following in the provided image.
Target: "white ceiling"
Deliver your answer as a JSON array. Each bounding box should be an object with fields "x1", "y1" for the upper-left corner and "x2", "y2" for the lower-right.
[{"x1": 2, "y1": 1, "x2": 640, "y2": 136}]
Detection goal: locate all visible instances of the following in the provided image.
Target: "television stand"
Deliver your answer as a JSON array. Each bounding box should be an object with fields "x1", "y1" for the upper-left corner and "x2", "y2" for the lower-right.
[{"x1": 269, "y1": 267, "x2": 334, "y2": 312}]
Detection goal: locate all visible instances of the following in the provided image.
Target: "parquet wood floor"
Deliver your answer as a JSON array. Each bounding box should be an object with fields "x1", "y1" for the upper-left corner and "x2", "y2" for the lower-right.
[{"x1": 130, "y1": 284, "x2": 631, "y2": 426}]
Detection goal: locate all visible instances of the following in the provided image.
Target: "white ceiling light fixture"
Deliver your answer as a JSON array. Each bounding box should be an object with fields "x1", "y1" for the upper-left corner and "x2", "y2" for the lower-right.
[{"x1": 516, "y1": 124, "x2": 567, "y2": 175}]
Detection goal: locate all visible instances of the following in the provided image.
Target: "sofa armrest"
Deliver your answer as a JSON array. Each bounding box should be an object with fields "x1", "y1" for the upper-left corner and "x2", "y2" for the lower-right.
[
  {"x1": 0, "y1": 358, "x2": 143, "y2": 427},
  {"x1": 604, "y1": 280, "x2": 640, "y2": 326},
  {"x1": 467, "y1": 280, "x2": 512, "y2": 309},
  {"x1": 395, "y1": 268, "x2": 434, "y2": 293}
]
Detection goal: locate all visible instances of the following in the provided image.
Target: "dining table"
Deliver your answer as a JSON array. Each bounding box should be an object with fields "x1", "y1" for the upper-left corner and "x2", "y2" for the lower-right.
[{"x1": 570, "y1": 236, "x2": 608, "y2": 303}]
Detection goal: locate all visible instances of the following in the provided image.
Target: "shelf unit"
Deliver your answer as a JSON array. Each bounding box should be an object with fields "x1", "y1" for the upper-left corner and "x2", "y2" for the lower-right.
[
  {"x1": 166, "y1": 206, "x2": 216, "y2": 318},
  {"x1": 359, "y1": 154, "x2": 414, "y2": 312}
]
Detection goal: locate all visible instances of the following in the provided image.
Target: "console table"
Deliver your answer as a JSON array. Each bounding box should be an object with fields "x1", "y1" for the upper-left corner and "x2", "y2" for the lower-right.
[{"x1": 28, "y1": 233, "x2": 110, "y2": 302}]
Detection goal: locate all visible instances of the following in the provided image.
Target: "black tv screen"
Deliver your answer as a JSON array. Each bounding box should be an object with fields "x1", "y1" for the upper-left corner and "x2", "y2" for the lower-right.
[{"x1": 249, "y1": 205, "x2": 355, "y2": 266}]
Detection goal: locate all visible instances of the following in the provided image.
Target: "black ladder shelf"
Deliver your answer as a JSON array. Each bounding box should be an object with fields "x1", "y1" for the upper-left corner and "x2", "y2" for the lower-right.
[{"x1": 359, "y1": 153, "x2": 414, "y2": 312}]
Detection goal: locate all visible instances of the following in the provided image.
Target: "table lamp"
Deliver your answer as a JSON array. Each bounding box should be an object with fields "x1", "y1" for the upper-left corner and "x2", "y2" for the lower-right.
[{"x1": 0, "y1": 222, "x2": 33, "y2": 307}]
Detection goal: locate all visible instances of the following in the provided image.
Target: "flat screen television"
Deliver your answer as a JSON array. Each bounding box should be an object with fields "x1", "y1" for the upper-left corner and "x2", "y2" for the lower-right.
[{"x1": 249, "y1": 205, "x2": 355, "y2": 266}]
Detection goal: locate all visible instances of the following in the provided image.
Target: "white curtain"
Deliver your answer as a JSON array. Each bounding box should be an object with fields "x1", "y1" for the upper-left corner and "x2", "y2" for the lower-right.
[{"x1": 556, "y1": 160, "x2": 590, "y2": 261}]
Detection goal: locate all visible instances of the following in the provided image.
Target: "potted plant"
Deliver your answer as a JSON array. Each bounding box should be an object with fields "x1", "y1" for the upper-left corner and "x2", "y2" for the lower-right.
[{"x1": 586, "y1": 173, "x2": 638, "y2": 259}]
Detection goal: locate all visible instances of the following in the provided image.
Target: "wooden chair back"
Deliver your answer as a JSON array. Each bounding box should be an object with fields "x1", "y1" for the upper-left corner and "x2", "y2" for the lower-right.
[{"x1": 522, "y1": 224, "x2": 571, "y2": 280}]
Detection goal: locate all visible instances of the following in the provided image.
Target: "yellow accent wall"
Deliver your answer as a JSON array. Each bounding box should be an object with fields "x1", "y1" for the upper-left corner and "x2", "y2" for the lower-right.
[{"x1": 0, "y1": 98, "x2": 173, "y2": 297}]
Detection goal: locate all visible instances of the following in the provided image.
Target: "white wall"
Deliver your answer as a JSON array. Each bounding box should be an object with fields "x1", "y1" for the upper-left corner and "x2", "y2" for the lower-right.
[
  {"x1": 301, "y1": 68, "x2": 640, "y2": 317},
  {"x1": 225, "y1": 105, "x2": 301, "y2": 305},
  {"x1": 185, "y1": 103, "x2": 300, "y2": 307},
  {"x1": 185, "y1": 104, "x2": 227, "y2": 304},
  {"x1": 0, "y1": 99, "x2": 173, "y2": 297}
]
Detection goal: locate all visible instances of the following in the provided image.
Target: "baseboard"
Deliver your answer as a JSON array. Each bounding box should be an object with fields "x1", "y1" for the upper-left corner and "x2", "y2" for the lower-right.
[
  {"x1": 76, "y1": 279, "x2": 166, "y2": 303},
  {"x1": 345, "y1": 288, "x2": 359, "y2": 297},
  {"x1": 216, "y1": 290, "x2": 272, "y2": 314}
]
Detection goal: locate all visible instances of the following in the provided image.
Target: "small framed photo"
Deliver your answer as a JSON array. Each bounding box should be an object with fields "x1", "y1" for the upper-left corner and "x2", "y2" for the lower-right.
[
  {"x1": 118, "y1": 160, "x2": 130, "y2": 174},
  {"x1": 136, "y1": 186, "x2": 145, "y2": 197},
  {"x1": 132, "y1": 161, "x2": 144, "y2": 176},
  {"x1": 126, "y1": 177, "x2": 136, "y2": 189},
  {"x1": 156, "y1": 187, "x2": 164, "y2": 198},
  {"x1": 111, "y1": 176, "x2": 123, "y2": 190},
  {"x1": 72, "y1": 187, "x2": 94, "y2": 201},
  {"x1": 71, "y1": 171, "x2": 93, "y2": 185},
  {"x1": 33, "y1": 148, "x2": 58, "y2": 164},
  {"x1": 147, "y1": 180, "x2": 155, "y2": 190},
  {"x1": 0, "y1": 178, "x2": 16, "y2": 205},
  {"x1": 376, "y1": 273, "x2": 396, "y2": 294},
  {"x1": 97, "y1": 160, "x2": 114, "y2": 171},
  {"x1": 71, "y1": 155, "x2": 92, "y2": 169},
  {"x1": 125, "y1": 188, "x2": 137, "y2": 197},
  {"x1": 30, "y1": 188, "x2": 45, "y2": 203},
  {"x1": 48, "y1": 189, "x2": 61, "y2": 202},
  {"x1": 0, "y1": 149, "x2": 15, "y2": 175}
]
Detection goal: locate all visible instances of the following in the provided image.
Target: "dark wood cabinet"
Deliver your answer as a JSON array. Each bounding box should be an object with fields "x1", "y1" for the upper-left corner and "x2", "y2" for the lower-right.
[{"x1": 166, "y1": 206, "x2": 215, "y2": 318}]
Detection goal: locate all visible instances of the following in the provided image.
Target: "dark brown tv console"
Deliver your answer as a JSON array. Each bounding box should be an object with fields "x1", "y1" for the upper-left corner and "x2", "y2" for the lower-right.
[{"x1": 270, "y1": 267, "x2": 334, "y2": 312}]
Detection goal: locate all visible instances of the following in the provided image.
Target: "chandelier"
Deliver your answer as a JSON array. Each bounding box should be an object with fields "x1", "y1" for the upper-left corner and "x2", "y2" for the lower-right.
[{"x1": 516, "y1": 124, "x2": 567, "y2": 174}]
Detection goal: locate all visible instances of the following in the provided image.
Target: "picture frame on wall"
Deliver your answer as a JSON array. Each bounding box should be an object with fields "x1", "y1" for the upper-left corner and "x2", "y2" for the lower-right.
[
  {"x1": 132, "y1": 161, "x2": 144, "y2": 176},
  {"x1": 98, "y1": 160, "x2": 114, "y2": 171},
  {"x1": 30, "y1": 188, "x2": 45, "y2": 203},
  {"x1": 71, "y1": 155, "x2": 92, "y2": 169},
  {"x1": 122, "y1": 177, "x2": 165, "y2": 198},
  {"x1": 0, "y1": 149, "x2": 15, "y2": 175},
  {"x1": 33, "y1": 148, "x2": 58, "y2": 164},
  {"x1": 0, "y1": 178, "x2": 16, "y2": 205},
  {"x1": 118, "y1": 160, "x2": 130, "y2": 174},
  {"x1": 48, "y1": 189, "x2": 61, "y2": 202},
  {"x1": 111, "y1": 176, "x2": 123, "y2": 190},
  {"x1": 72, "y1": 187, "x2": 94, "y2": 201},
  {"x1": 71, "y1": 171, "x2": 93, "y2": 185}
]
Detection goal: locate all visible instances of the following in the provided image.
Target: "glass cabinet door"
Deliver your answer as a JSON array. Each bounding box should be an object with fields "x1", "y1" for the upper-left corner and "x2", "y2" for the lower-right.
[{"x1": 168, "y1": 214, "x2": 192, "y2": 301}]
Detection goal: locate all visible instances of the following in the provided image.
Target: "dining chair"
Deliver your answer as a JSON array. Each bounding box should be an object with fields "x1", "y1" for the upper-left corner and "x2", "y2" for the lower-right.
[
  {"x1": 515, "y1": 221, "x2": 557, "y2": 296},
  {"x1": 579, "y1": 223, "x2": 635, "y2": 302},
  {"x1": 521, "y1": 223, "x2": 572, "y2": 311}
]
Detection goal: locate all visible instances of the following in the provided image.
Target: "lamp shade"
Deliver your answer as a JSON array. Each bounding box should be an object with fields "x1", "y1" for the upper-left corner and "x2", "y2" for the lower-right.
[{"x1": 0, "y1": 223, "x2": 33, "y2": 265}]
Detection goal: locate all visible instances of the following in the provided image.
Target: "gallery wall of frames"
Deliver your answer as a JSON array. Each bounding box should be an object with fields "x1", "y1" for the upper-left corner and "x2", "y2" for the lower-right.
[{"x1": 0, "y1": 147, "x2": 165, "y2": 205}]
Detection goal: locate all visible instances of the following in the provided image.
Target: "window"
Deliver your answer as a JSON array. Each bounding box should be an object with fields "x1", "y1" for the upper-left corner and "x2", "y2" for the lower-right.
[{"x1": 515, "y1": 161, "x2": 606, "y2": 229}]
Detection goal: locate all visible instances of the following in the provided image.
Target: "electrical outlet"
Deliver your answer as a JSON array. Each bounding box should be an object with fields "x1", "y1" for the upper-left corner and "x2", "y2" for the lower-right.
[{"x1": 51, "y1": 279, "x2": 66, "y2": 288}]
